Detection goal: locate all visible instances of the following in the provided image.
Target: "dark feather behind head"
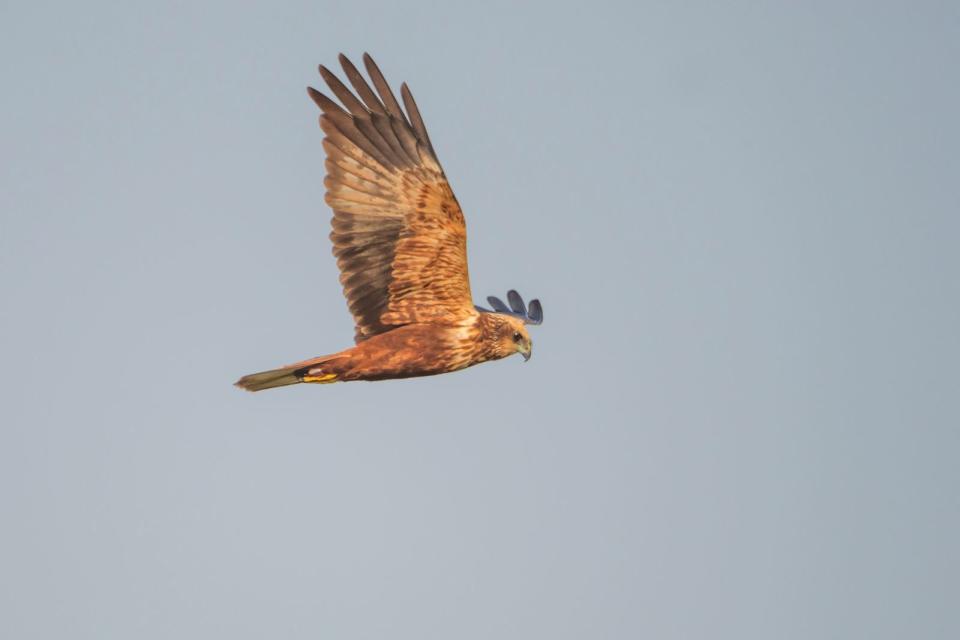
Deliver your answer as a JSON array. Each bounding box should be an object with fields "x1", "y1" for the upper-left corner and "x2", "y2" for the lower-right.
[{"x1": 476, "y1": 290, "x2": 543, "y2": 325}]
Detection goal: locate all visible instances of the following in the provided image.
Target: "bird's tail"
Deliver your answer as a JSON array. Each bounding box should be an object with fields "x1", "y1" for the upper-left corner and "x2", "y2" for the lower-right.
[
  {"x1": 234, "y1": 354, "x2": 344, "y2": 392},
  {"x1": 234, "y1": 366, "x2": 303, "y2": 392}
]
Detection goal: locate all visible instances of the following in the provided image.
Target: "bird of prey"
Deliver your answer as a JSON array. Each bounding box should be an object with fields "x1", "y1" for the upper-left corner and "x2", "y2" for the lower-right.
[{"x1": 235, "y1": 53, "x2": 542, "y2": 392}]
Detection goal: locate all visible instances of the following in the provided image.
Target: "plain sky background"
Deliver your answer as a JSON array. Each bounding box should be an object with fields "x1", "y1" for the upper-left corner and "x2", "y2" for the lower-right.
[{"x1": 2, "y1": 1, "x2": 958, "y2": 638}]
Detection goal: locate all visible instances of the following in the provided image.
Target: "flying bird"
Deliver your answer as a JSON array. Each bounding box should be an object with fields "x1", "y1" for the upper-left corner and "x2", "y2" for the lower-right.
[{"x1": 236, "y1": 53, "x2": 542, "y2": 391}]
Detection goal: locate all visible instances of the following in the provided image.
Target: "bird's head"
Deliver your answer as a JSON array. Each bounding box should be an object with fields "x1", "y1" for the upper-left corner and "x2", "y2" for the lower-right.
[
  {"x1": 476, "y1": 290, "x2": 542, "y2": 362},
  {"x1": 496, "y1": 315, "x2": 532, "y2": 361}
]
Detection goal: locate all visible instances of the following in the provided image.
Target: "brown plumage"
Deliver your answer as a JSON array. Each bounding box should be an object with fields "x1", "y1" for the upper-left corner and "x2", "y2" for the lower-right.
[{"x1": 235, "y1": 53, "x2": 542, "y2": 392}]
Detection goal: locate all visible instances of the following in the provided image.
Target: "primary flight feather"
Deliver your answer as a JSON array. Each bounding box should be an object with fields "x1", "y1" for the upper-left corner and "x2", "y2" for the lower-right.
[{"x1": 235, "y1": 53, "x2": 542, "y2": 391}]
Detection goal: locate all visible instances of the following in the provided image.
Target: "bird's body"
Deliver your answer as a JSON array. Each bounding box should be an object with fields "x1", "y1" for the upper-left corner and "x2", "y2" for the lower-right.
[
  {"x1": 235, "y1": 53, "x2": 541, "y2": 392},
  {"x1": 238, "y1": 312, "x2": 531, "y2": 391}
]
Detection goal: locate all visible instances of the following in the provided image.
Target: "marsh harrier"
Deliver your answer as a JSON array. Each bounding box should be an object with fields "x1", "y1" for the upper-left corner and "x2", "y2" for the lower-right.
[{"x1": 236, "y1": 54, "x2": 542, "y2": 391}]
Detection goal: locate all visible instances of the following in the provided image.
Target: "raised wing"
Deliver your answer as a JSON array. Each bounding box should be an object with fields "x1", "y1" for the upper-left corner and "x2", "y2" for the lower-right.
[{"x1": 308, "y1": 53, "x2": 475, "y2": 342}]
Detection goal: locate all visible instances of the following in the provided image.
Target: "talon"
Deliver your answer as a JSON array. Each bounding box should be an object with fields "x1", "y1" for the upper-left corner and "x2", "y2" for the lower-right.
[{"x1": 302, "y1": 373, "x2": 338, "y2": 384}]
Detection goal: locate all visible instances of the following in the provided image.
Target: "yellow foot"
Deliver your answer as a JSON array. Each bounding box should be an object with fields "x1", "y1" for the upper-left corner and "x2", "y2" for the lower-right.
[{"x1": 302, "y1": 373, "x2": 338, "y2": 384}]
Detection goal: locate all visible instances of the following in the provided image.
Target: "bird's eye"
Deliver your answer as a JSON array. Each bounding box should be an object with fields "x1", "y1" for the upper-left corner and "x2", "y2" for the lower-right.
[{"x1": 512, "y1": 332, "x2": 523, "y2": 342}]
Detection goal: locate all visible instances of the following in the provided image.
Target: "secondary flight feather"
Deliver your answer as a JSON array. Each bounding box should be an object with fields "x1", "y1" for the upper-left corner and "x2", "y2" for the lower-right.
[{"x1": 236, "y1": 53, "x2": 542, "y2": 391}]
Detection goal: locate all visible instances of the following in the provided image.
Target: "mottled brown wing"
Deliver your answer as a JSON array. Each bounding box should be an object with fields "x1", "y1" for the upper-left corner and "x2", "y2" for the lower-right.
[{"x1": 307, "y1": 53, "x2": 475, "y2": 343}]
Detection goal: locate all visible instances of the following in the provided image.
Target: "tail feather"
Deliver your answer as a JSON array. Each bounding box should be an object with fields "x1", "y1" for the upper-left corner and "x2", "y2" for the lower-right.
[
  {"x1": 235, "y1": 353, "x2": 346, "y2": 392},
  {"x1": 234, "y1": 367, "x2": 302, "y2": 392}
]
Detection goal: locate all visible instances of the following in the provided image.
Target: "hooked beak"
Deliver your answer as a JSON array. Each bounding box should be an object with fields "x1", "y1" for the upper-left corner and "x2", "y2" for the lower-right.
[{"x1": 519, "y1": 341, "x2": 532, "y2": 362}]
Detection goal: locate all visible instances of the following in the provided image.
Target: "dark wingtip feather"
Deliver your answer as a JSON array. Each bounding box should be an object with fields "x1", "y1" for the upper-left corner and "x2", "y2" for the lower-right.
[
  {"x1": 400, "y1": 82, "x2": 436, "y2": 157},
  {"x1": 338, "y1": 53, "x2": 386, "y2": 115},
  {"x1": 362, "y1": 52, "x2": 407, "y2": 122},
  {"x1": 506, "y1": 290, "x2": 526, "y2": 315},
  {"x1": 318, "y1": 64, "x2": 337, "y2": 85},
  {"x1": 527, "y1": 299, "x2": 543, "y2": 325},
  {"x1": 319, "y1": 64, "x2": 371, "y2": 116},
  {"x1": 310, "y1": 90, "x2": 347, "y2": 116},
  {"x1": 306, "y1": 86, "x2": 325, "y2": 108},
  {"x1": 487, "y1": 296, "x2": 510, "y2": 313},
  {"x1": 479, "y1": 291, "x2": 543, "y2": 325}
]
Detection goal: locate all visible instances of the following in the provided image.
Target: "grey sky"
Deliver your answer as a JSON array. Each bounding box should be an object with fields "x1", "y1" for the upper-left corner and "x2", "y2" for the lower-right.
[{"x1": 2, "y1": 1, "x2": 958, "y2": 638}]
